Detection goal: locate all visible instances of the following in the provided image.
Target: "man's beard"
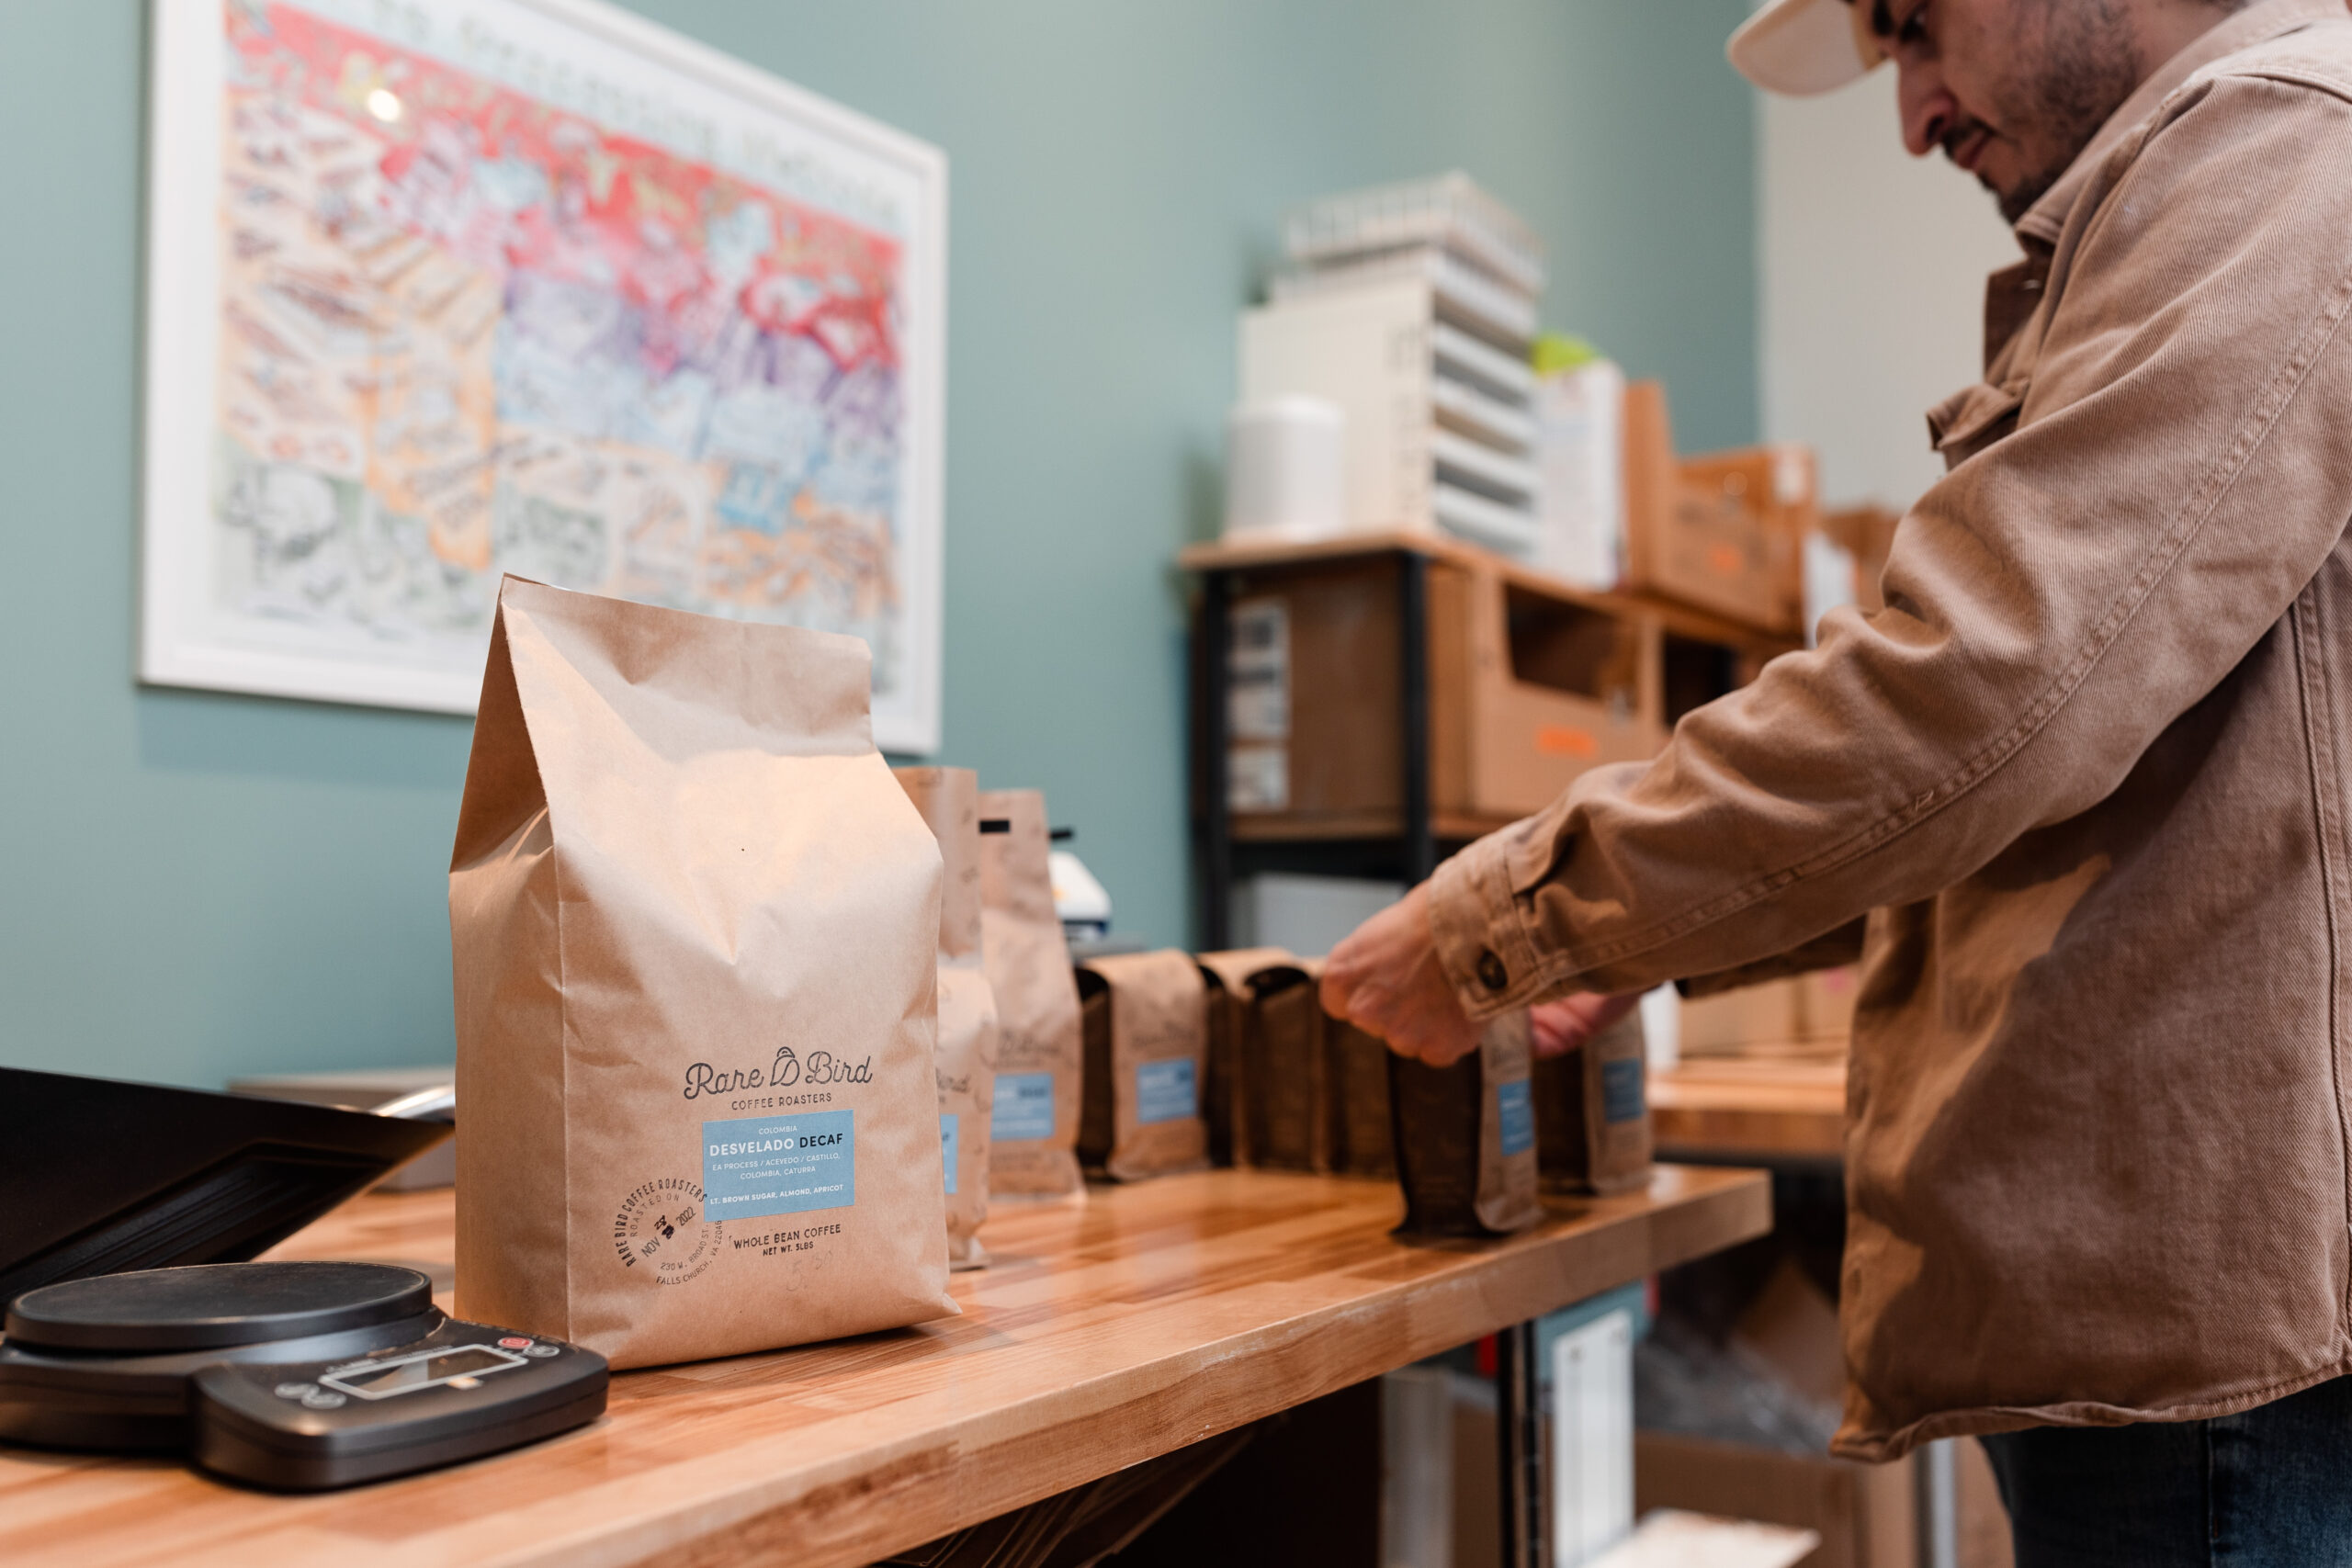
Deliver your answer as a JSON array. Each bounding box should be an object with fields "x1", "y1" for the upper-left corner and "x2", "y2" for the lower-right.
[{"x1": 1976, "y1": 0, "x2": 2143, "y2": 223}]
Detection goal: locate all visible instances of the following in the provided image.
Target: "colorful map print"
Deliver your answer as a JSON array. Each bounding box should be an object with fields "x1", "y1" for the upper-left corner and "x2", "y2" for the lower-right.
[{"x1": 210, "y1": 1, "x2": 908, "y2": 688}]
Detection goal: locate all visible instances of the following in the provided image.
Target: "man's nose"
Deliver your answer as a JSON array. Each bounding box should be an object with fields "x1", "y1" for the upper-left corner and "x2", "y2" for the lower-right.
[{"x1": 1896, "y1": 59, "x2": 1956, "y2": 157}]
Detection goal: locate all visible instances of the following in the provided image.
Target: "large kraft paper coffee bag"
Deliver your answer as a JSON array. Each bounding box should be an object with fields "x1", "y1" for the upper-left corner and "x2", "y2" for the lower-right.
[
  {"x1": 1076, "y1": 950, "x2": 1211, "y2": 1181},
  {"x1": 1534, "y1": 1010, "x2": 1653, "y2": 1197},
  {"x1": 977, "y1": 790, "x2": 1086, "y2": 1199},
  {"x1": 894, "y1": 766, "x2": 1000, "y2": 1269},
  {"x1": 1388, "y1": 1013, "x2": 1541, "y2": 1236},
  {"x1": 451, "y1": 578, "x2": 956, "y2": 1369}
]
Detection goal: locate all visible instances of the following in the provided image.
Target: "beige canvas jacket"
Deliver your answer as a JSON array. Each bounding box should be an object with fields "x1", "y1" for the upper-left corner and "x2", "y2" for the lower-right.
[{"x1": 1427, "y1": 0, "x2": 2352, "y2": 1462}]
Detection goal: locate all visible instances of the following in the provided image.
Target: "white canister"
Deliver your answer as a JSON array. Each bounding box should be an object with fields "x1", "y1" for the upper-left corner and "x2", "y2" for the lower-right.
[{"x1": 1224, "y1": 395, "x2": 1346, "y2": 541}]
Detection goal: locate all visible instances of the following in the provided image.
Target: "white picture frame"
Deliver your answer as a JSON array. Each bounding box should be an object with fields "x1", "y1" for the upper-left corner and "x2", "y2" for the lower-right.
[{"x1": 141, "y1": 0, "x2": 948, "y2": 751}]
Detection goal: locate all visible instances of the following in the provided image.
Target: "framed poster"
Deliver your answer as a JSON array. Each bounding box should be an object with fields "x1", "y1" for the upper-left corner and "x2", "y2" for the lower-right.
[{"x1": 141, "y1": 0, "x2": 947, "y2": 751}]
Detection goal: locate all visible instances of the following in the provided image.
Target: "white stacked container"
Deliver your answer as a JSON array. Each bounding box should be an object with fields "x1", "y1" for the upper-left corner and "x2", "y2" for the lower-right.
[{"x1": 1238, "y1": 173, "x2": 1545, "y2": 556}]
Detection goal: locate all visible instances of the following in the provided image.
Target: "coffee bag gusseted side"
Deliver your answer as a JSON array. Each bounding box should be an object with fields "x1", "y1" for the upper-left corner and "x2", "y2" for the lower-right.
[
  {"x1": 451, "y1": 577, "x2": 956, "y2": 1370},
  {"x1": 448, "y1": 586, "x2": 568, "y2": 1341},
  {"x1": 1534, "y1": 1011, "x2": 1653, "y2": 1197},
  {"x1": 1193, "y1": 948, "x2": 1299, "y2": 1168},
  {"x1": 1388, "y1": 1013, "x2": 1541, "y2": 1237},
  {"x1": 1290, "y1": 960, "x2": 1396, "y2": 1179},
  {"x1": 894, "y1": 767, "x2": 1001, "y2": 1269},
  {"x1": 1078, "y1": 951, "x2": 1211, "y2": 1181},
  {"x1": 1241, "y1": 960, "x2": 1325, "y2": 1172},
  {"x1": 977, "y1": 789, "x2": 1085, "y2": 1200},
  {"x1": 1324, "y1": 1016, "x2": 1397, "y2": 1179},
  {"x1": 1076, "y1": 968, "x2": 1114, "y2": 1170}
]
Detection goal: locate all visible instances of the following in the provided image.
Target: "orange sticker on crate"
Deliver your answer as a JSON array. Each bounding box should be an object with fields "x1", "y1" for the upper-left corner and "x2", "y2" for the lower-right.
[
  {"x1": 1704, "y1": 542, "x2": 1746, "y2": 577},
  {"x1": 1535, "y1": 726, "x2": 1599, "y2": 758}
]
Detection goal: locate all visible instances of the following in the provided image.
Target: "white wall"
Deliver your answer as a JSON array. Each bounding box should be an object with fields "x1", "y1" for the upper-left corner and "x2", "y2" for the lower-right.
[{"x1": 1758, "y1": 68, "x2": 2021, "y2": 511}]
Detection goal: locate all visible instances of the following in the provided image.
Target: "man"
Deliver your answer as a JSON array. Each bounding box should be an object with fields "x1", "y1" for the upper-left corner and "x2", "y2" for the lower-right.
[{"x1": 1320, "y1": 0, "x2": 2352, "y2": 1558}]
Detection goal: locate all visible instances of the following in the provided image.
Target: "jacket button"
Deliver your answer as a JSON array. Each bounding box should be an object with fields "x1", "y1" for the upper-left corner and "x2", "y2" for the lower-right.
[{"x1": 1476, "y1": 950, "x2": 1509, "y2": 991}]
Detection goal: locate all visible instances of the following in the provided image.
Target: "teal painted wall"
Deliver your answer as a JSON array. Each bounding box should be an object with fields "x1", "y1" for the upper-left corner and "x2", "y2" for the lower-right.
[{"x1": 0, "y1": 1, "x2": 1756, "y2": 1089}]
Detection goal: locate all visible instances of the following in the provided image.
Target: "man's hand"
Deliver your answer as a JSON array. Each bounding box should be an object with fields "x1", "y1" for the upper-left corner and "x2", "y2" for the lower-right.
[
  {"x1": 1530, "y1": 991, "x2": 1643, "y2": 1057},
  {"x1": 1320, "y1": 884, "x2": 1485, "y2": 1066}
]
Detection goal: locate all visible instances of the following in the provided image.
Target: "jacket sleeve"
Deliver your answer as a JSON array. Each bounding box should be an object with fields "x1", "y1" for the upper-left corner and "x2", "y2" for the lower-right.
[
  {"x1": 1677, "y1": 919, "x2": 1868, "y2": 1001},
  {"x1": 1428, "y1": 69, "x2": 2352, "y2": 1016}
]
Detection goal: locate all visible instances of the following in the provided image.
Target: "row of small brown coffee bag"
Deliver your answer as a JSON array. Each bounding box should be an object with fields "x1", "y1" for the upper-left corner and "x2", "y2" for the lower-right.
[
  {"x1": 1033, "y1": 944, "x2": 1655, "y2": 1220},
  {"x1": 1193, "y1": 950, "x2": 1654, "y2": 1236}
]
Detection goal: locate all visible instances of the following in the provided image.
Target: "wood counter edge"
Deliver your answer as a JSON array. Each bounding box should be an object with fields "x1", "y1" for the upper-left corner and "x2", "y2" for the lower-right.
[{"x1": 548, "y1": 1168, "x2": 1773, "y2": 1568}]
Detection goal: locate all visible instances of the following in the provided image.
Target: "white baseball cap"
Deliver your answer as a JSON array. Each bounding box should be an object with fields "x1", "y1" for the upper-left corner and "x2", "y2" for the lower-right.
[{"x1": 1727, "y1": 0, "x2": 1887, "y2": 96}]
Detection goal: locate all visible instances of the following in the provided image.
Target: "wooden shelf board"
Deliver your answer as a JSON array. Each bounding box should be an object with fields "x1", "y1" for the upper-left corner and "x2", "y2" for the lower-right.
[
  {"x1": 1651, "y1": 1055, "x2": 1848, "y2": 1161},
  {"x1": 1227, "y1": 809, "x2": 1523, "y2": 844},
  {"x1": 1178, "y1": 531, "x2": 1803, "y2": 656},
  {"x1": 3, "y1": 1166, "x2": 1770, "y2": 1568}
]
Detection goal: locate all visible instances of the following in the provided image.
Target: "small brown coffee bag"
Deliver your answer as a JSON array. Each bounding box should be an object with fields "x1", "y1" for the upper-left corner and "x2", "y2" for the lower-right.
[
  {"x1": 894, "y1": 767, "x2": 1000, "y2": 1269},
  {"x1": 1388, "y1": 1013, "x2": 1541, "y2": 1237},
  {"x1": 1193, "y1": 948, "x2": 1294, "y2": 1168},
  {"x1": 451, "y1": 578, "x2": 956, "y2": 1369},
  {"x1": 1534, "y1": 1011, "x2": 1654, "y2": 1197},
  {"x1": 1324, "y1": 1014, "x2": 1397, "y2": 1179},
  {"x1": 977, "y1": 789, "x2": 1085, "y2": 1200},
  {"x1": 1076, "y1": 951, "x2": 1210, "y2": 1181},
  {"x1": 1246, "y1": 963, "x2": 1327, "y2": 1172},
  {"x1": 1195, "y1": 950, "x2": 1327, "y2": 1170}
]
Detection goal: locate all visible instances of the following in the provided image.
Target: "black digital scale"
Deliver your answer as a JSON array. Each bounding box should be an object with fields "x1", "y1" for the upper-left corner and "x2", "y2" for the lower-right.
[{"x1": 0, "y1": 1070, "x2": 608, "y2": 1490}]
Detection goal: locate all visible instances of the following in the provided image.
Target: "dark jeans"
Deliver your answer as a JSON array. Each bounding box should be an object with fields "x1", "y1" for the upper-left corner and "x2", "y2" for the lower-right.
[{"x1": 1981, "y1": 1375, "x2": 2352, "y2": 1566}]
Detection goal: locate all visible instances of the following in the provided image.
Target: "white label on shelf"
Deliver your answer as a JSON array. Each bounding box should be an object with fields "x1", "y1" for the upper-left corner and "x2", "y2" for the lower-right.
[
  {"x1": 1227, "y1": 598, "x2": 1290, "y2": 741},
  {"x1": 1227, "y1": 743, "x2": 1289, "y2": 813}
]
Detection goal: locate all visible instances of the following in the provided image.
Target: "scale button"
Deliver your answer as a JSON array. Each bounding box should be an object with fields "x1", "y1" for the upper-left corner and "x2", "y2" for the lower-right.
[
  {"x1": 300, "y1": 1390, "x2": 347, "y2": 1410},
  {"x1": 447, "y1": 1376, "x2": 482, "y2": 1390},
  {"x1": 274, "y1": 1382, "x2": 317, "y2": 1400},
  {"x1": 525, "y1": 1343, "x2": 560, "y2": 1358},
  {"x1": 498, "y1": 1337, "x2": 532, "y2": 1349}
]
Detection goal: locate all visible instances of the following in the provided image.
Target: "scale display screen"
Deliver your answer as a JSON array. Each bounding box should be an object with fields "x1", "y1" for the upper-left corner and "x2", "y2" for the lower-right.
[{"x1": 322, "y1": 1344, "x2": 525, "y2": 1400}]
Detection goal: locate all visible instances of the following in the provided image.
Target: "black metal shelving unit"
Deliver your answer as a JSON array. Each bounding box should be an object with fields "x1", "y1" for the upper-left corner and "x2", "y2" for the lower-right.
[
  {"x1": 1195, "y1": 545, "x2": 1450, "y2": 951},
  {"x1": 1183, "y1": 532, "x2": 1809, "y2": 1568}
]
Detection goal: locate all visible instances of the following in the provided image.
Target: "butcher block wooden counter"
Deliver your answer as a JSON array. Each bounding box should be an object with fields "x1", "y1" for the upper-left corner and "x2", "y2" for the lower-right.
[{"x1": 0, "y1": 1165, "x2": 1767, "y2": 1568}]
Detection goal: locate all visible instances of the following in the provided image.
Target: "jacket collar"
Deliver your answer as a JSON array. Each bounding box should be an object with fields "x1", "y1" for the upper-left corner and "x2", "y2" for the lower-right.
[{"x1": 2013, "y1": 0, "x2": 2346, "y2": 248}]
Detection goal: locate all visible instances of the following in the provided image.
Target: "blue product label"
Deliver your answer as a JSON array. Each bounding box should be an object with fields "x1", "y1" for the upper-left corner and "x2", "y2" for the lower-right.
[
  {"x1": 1497, "y1": 1078, "x2": 1534, "y2": 1157},
  {"x1": 992, "y1": 1072, "x2": 1056, "y2": 1142},
  {"x1": 941, "y1": 1112, "x2": 959, "y2": 1195},
  {"x1": 1136, "y1": 1057, "x2": 1198, "y2": 1125},
  {"x1": 701, "y1": 1110, "x2": 854, "y2": 1222},
  {"x1": 1601, "y1": 1058, "x2": 1646, "y2": 1124}
]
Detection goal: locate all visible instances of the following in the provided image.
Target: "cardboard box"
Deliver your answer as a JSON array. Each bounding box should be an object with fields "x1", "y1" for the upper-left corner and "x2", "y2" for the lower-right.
[
  {"x1": 1955, "y1": 1438, "x2": 2015, "y2": 1568},
  {"x1": 1623, "y1": 381, "x2": 1813, "y2": 637},
  {"x1": 1679, "y1": 967, "x2": 1858, "y2": 1057},
  {"x1": 1216, "y1": 554, "x2": 1668, "y2": 829},
  {"x1": 1660, "y1": 626, "x2": 1776, "y2": 729},
  {"x1": 1592, "y1": 1512, "x2": 1819, "y2": 1568},
  {"x1": 1797, "y1": 966, "x2": 1860, "y2": 1045},
  {"x1": 1679, "y1": 980, "x2": 1805, "y2": 1056},
  {"x1": 1635, "y1": 1431, "x2": 1916, "y2": 1568},
  {"x1": 1822, "y1": 507, "x2": 1901, "y2": 615}
]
